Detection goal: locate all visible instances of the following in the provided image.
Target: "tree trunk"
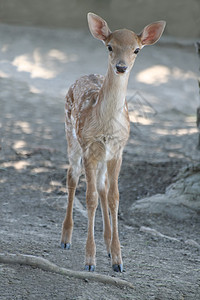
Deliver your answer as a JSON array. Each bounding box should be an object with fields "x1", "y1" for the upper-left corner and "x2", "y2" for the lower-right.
[{"x1": 196, "y1": 42, "x2": 200, "y2": 150}]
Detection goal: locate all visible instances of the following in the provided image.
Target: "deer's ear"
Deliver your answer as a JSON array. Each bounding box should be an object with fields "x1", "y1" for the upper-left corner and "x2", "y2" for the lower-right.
[
  {"x1": 138, "y1": 21, "x2": 166, "y2": 46},
  {"x1": 87, "y1": 13, "x2": 111, "y2": 42}
]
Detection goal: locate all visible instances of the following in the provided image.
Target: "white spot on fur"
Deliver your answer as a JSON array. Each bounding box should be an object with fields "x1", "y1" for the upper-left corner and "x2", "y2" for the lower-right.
[
  {"x1": 72, "y1": 127, "x2": 77, "y2": 139},
  {"x1": 97, "y1": 162, "x2": 107, "y2": 191}
]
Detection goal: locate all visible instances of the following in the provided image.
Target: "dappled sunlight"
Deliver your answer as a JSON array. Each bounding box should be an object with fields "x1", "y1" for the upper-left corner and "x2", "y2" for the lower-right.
[
  {"x1": 15, "y1": 121, "x2": 33, "y2": 134},
  {"x1": 50, "y1": 180, "x2": 63, "y2": 187},
  {"x1": 155, "y1": 127, "x2": 198, "y2": 136},
  {"x1": 0, "y1": 70, "x2": 9, "y2": 78},
  {"x1": 29, "y1": 85, "x2": 42, "y2": 94},
  {"x1": 1, "y1": 44, "x2": 9, "y2": 53},
  {"x1": 172, "y1": 67, "x2": 196, "y2": 80},
  {"x1": 0, "y1": 178, "x2": 6, "y2": 184},
  {"x1": 136, "y1": 65, "x2": 197, "y2": 85},
  {"x1": 129, "y1": 112, "x2": 154, "y2": 125},
  {"x1": 127, "y1": 109, "x2": 199, "y2": 163},
  {"x1": 48, "y1": 49, "x2": 78, "y2": 63},
  {"x1": 48, "y1": 49, "x2": 68, "y2": 62},
  {"x1": 58, "y1": 163, "x2": 70, "y2": 170},
  {"x1": 13, "y1": 140, "x2": 27, "y2": 150},
  {"x1": 31, "y1": 167, "x2": 50, "y2": 174},
  {"x1": 137, "y1": 65, "x2": 170, "y2": 85},
  {"x1": 127, "y1": 90, "x2": 157, "y2": 124},
  {"x1": 1, "y1": 161, "x2": 31, "y2": 170},
  {"x1": 11, "y1": 47, "x2": 79, "y2": 80},
  {"x1": 12, "y1": 53, "x2": 57, "y2": 79}
]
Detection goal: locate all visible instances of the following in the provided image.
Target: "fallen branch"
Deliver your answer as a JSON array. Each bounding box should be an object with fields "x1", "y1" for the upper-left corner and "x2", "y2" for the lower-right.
[{"x1": 0, "y1": 253, "x2": 134, "y2": 289}]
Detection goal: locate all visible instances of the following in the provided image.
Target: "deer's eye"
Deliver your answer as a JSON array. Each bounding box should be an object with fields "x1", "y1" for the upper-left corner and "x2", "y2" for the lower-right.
[
  {"x1": 107, "y1": 45, "x2": 113, "y2": 52},
  {"x1": 134, "y1": 48, "x2": 140, "y2": 54}
]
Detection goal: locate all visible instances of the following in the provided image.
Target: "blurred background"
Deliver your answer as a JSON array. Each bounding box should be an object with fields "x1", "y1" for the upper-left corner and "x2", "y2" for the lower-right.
[
  {"x1": 0, "y1": 0, "x2": 199, "y2": 160},
  {"x1": 0, "y1": 0, "x2": 200, "y2": 38}
]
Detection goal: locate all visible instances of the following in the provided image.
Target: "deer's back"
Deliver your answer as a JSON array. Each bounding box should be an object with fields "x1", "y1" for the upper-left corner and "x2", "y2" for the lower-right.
[
  {"x1": 65, "y1": 74, "x2": 105, "y2": 145},
  {"x1": 66, "y1": 74, "x2": 104, "y2": 116}
]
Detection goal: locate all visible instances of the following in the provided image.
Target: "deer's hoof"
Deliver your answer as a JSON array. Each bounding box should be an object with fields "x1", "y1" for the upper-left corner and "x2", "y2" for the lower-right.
[
  {"x1": 61, "y1": 242, "x2": 71, "y2": 250},
  {"x1": 85, "y1": 265, "x2": 95, "y2": 272},
  {"x1": 112, "y1": 264, "x2": 123, "y2": 272}
]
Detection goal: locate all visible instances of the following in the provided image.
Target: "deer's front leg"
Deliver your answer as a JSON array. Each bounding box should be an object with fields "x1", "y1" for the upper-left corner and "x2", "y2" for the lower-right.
[
  {"x1": 107, "y1": 157, "x2": 123, "y2": 272},
  {"x1": 97, "y1": 163, "x2": 111, "y2": 257},
  {"x1": 84, "y1": 156, "x2": 98, "y2": 272}
]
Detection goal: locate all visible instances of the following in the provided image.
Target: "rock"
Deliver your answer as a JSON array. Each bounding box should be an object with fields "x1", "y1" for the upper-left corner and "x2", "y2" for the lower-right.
[{"x1": 130, "y1": 164, "x2": 200, "y2": 222}]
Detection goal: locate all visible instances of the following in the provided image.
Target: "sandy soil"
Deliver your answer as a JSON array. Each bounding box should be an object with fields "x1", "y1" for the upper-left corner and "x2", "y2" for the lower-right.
[{"x1": 0, "y1": 24, "x2": 200, "y2": 299}]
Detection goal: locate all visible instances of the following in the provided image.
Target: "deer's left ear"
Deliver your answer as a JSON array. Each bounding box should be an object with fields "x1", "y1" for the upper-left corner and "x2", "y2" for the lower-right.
[{"x1": 138, "y1": 21, "x2": 166, "y2": 46}]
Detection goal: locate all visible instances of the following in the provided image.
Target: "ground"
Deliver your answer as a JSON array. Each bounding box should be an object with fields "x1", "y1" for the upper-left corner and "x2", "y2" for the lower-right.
[{"x1": 0, "y1": 24, "x2": 200, "y2": 299}]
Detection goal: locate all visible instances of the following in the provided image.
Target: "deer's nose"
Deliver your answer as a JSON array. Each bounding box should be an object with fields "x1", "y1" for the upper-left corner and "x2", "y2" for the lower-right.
[{"x1": 116, "y1": 62, "x2": 127, "y2": 74}]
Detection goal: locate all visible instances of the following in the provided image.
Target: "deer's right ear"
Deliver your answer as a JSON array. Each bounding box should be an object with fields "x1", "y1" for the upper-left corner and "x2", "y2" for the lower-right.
[{"x1": 87, "y1": 13, "x2": 111, "y2": 42}]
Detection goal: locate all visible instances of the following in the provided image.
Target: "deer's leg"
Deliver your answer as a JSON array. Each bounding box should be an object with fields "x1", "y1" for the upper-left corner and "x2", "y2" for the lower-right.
[
  {"x1": 84, "y1": 155, "x2": 98, "y2": 272},
  {"x1": 61, "y1": 147, "x2": 81, "y2": 250},
  {"x1": 107, "y1": 157, "x2": 123, "y2": 272},
  {"x1": 97, "y1": 163, "x2": 111, "y2": 257}
]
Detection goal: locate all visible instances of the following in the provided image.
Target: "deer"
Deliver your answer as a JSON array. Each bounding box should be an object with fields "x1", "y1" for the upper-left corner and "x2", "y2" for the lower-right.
[{"x1": 61, "y1": 12, "x2": 166, "y2": 272}]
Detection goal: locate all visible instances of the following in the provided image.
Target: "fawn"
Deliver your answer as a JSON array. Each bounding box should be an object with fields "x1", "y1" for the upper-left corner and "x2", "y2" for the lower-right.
[{"x1": 61, "y1": 13, "x2": 166, "y2": 272}]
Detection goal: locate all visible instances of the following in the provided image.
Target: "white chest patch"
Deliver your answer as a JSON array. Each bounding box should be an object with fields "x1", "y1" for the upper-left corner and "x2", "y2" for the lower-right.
[{"x1": 102, "y1": 136, "x2": 122, "y2": 161}]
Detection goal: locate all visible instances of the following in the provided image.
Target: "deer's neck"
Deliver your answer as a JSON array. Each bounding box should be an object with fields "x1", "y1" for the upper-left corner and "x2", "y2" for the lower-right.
[{"x1": 98, "y1": 64, "x2": 129, "y2": 120}]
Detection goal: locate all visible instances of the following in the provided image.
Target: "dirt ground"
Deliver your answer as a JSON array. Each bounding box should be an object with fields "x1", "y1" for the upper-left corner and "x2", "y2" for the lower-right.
[{"x1": 0, "y1": 24, "x2": 200, "y2": 299}]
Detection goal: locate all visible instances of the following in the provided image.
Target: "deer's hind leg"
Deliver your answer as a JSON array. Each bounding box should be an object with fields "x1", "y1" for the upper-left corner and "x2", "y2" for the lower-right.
[
  {"x1": 107, "y1": 157, "x2": 123, "y2": 272},
  {"x1": 61, "y1": 136, "x2": 82, "y2": 250}
]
